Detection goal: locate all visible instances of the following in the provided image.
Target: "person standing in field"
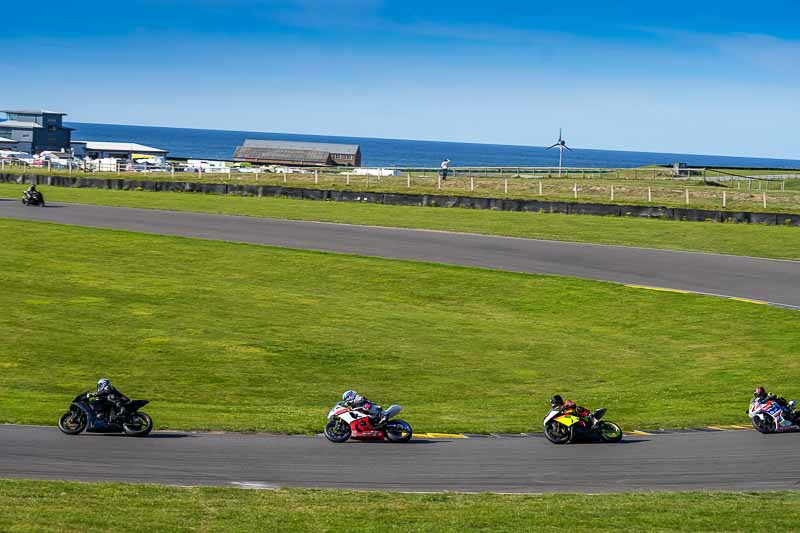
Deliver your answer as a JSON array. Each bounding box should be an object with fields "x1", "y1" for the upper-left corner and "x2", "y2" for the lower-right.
[{"x1": 439, "y1": 158, "x2": 451, "y2": 181}]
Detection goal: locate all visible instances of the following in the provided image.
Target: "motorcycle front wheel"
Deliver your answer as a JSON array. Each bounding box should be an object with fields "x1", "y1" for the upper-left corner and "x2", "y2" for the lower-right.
[
  {"x1": 597, "y1": 421, "x2": 623, "y2": 443},
  {"x1": 324, "y1": 420, "x2": 351, "y2": 443},
  {"x1": 384, "y1": 420, "x2": 413, "y2": 443},
  {"x1": 751, "y1": 415, "x2": 777, "y2": 434},
  {"x1": 58, "y1": 411, "x2": 87, "y2": 435},
  {"x1": 123, "y1": 412, "x2": 153, "y2": 437},
  {"x1": 544, "y1": 421, "x2": 571, "y2": 444}
]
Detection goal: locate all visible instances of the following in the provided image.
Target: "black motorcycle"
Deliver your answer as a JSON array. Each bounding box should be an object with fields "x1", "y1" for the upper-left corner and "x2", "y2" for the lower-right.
[
  {"x1": 22, "y1": 189, "x2": 45, "y2": 207},
  {"x1": 58, "y1": 391, "x2": 153, "y2": 437}
]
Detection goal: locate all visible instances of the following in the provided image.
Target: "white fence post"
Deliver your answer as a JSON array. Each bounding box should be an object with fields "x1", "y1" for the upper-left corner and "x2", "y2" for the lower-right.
[
  {"x1": 504, "y1": 178, "x2": 508, "y2": 194},
  {"x1": 648, "y1": 187, "x2": 652, "y2": 203},
  {"x1": 314, "y1": 170, "x2": 318, "y2": 184},
  {"x1": 610, "y1": 185, "x2": 615, "y2": 201},
  {"x1": 781, "y1": 179, "x2": 785, "y2": 192},
  {"x1": 685, "y1": 188, "x2": 689, "y2": 205},
  {"x1": 722, "y1": 190, "x2": 727, "y2": 208},
  {"x1": 470, "y1": 176, "x2": 474, "y2": 192},
  {"x1": 346, "y1": 173, "x2": 350, "y2": 186},
  {"x1": 283, "y1": 171, "x2": 287, "y2": 183},
  {"x1": 407, "y1": 172, "x2": 411, "y2": 188},
  {"x1": 539, "y1": 181, "x2": 543, "y2": 196},
  {"x1": 255, "y1": 171, "x2": 259, "y2": 182},
  {"x1": 573, "y1": 183, "x2": 578, "y2": 199},
  {"x1": 170, "y1": 166, "x2": 174, "y2": 179},
  {"x1": 763, "y1": 192, "x2": 767, "y2": 209}
]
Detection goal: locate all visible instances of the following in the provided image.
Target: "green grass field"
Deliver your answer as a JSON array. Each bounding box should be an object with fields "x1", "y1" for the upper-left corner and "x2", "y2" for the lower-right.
[
  {"x1": 1, "y1": 218, "x2": 798, "y2": 433},
  {"x1": 0, "y1": 479, "x2": 796, "y2": 532},
  {"x1": 2, "y1": 183, "x2": 800, "y2": 260}
]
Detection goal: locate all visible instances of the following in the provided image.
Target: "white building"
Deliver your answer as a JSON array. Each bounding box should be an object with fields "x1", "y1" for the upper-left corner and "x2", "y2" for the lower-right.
[{"x1": 71, "y1": 141, "x2": 168, "y2": 161}]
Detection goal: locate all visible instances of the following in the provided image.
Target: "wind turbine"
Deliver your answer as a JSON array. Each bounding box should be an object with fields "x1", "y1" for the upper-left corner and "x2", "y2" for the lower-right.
[{"x1": 546, "y1": 128, "x2": 573, "y2": 176}]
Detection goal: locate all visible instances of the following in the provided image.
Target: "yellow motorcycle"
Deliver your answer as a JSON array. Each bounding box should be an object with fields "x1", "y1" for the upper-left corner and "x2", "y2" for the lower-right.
[{"x1": 543, "y1": 407, "x2": 622, "y2": 444}]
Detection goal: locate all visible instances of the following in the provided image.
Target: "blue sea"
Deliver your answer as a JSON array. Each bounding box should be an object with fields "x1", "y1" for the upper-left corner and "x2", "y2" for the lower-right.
[{"x1": 67, "y1": 122, "x2": 800, "y2": 169}]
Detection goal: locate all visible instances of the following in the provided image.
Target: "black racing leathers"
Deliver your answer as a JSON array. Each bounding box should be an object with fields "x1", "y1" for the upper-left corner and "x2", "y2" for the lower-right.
[{"x1": 92, "y1": 386, "x2": 130, "y2": 421}]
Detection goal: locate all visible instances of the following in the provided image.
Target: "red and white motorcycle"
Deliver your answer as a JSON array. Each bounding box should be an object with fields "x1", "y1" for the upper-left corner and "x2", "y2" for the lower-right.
[
  {"x1": 324, "y1": 403, "x2": 412, "y2": 443},
  {"x1": 749, "y1": 396, "x2": 799, "y2": 434}
]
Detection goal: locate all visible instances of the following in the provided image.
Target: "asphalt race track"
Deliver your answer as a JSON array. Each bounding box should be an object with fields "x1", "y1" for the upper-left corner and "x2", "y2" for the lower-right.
[
  {"x1": 1, "y1": 200, "x2": 799, "y2": 309},
  {"x1": 2, "y1": 201, "x2": 800, "y2": 493},
  {"x1": 2, "y1": 425, "x2": 799, "y2": 492}
]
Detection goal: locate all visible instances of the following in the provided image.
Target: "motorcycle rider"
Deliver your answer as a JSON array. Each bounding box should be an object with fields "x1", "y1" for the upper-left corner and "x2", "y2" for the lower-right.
[
  {"x1": 89, "y1": 378, "x2": 130, "y2": 422},
  {"x1": 753, "y1": 386, "x2": 799, "y2": 422},
  {"x1": 550, "y1": 394, "x2": 599, "y2": 428},
  {"x1": 341, "y1": 390, "x2": 387, "y2": 425},
  {"x1": 24, "y1": 184, "x2": 43, "y2": 205}
]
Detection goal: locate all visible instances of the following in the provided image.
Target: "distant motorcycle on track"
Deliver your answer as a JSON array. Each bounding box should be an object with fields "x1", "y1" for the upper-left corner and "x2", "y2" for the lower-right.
[
  {"x1": 324, "y1": 402, "x2": 412, "y2": 443},
  {"x1": 22, "y1": 188, "x2": 45, "y2": 207},
  {"x1": 543, "y1": 406, "x2": 623, "y2": 444},
  {"x1": 57, "y1": 391, "x2": 153, "y2": 437},
  {"x1": 749, "y1": 396, "x2": 799, "y2": 434}
]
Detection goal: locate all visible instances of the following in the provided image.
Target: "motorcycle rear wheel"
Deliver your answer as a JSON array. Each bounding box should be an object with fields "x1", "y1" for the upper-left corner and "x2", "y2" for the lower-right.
[
  {"x1": 597, "y1": 421, "x2": 623, "y2": 443},
  {"x1": 58, "y1": 411, "x2": 87, "y2": 435},
  {"x1": 384, "y1": 420, "x2": 413, "y2": 443},
  {"x1": 544, "y1": 421, "x2": 571, "y2": 444},
  {"x1": 123, "y1": 412, "x2": 153, "y2": 437},
  {"x1": 324, "y1": 420, "x2": 351, "y2": 443}
]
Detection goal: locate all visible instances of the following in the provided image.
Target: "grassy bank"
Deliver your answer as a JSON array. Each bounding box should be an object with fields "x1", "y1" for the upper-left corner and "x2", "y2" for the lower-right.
[
  {"x1": 2, "y1": 183, "x2": 800, "y2": 260},
  {"x1": 1, "y1": 219, "x2": 798, "y2": 433},
  {"x1": 5, "y1": 164, "x2": 800, "y2": 212},
  {"x1": 1, "y1": 479, "x2": 798, "y2": 532}
]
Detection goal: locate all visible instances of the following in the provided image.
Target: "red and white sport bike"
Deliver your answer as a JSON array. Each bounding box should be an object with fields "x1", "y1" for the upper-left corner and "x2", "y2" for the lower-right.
[{"x1": 324, "y1": 403, "x2": 412, "y2": 443}]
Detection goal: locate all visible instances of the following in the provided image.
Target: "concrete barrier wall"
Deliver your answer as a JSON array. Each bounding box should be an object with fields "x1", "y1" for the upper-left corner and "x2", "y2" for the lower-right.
[{"x1": 2, "y1": 173, "x2": 799, "y2": 226}]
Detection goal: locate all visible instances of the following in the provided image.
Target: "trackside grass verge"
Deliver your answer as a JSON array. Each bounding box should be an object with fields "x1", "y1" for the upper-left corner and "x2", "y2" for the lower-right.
[
  {"x1": 2, "y1": 183, "x2": 800, "y2": 260},
  {"x1": 1, "y1": 480, "x2": 798, "y2": 532},
  {"x1": 1, "y1": 219, "x2": 798, "y2": 433}
]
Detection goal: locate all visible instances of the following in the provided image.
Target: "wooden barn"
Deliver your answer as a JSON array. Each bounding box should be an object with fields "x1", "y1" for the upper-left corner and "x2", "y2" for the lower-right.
[{"x1": 233, "y1": 139, "x2": 361, "y2": 167}]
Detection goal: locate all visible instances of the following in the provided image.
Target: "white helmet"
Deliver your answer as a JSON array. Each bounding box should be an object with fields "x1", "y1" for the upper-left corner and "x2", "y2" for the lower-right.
[{"x1": 97, "y1": 378, "x2": 110, "y2": 392}]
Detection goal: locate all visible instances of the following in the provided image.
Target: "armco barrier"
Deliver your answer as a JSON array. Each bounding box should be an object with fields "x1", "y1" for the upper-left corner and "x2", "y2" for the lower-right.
[{"x1": 2, "y1": 173, "x2": 799, "y2": 226}]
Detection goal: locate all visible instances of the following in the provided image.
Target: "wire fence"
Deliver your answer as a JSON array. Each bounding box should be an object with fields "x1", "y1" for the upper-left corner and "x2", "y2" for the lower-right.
[{"x1": 2, "y1": 160, "x2": 800, "y2": 212}]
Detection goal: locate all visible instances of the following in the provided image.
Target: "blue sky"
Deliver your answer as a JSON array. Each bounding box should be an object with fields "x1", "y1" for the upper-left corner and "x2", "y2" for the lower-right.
[{"x1": 5, "y1": 1, "x2": 800, "y2": 158}]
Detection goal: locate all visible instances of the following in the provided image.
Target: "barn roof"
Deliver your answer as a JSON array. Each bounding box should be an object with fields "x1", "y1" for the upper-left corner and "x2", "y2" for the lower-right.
[
  {"x1": 242, "y1": 139, "x2": 359, "y2": 155},
  {"x1": 233, "y1": 146, "x2": 332, "y2": 164}
]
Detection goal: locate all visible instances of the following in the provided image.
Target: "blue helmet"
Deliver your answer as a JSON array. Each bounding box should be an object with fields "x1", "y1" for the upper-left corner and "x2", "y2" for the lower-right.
[
  {"x1": 342, "y1": 390, "x2": 358, "y2": 403},
  {"x1": 97, "y1": 378, "x2": 110, "y2": 392}
]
